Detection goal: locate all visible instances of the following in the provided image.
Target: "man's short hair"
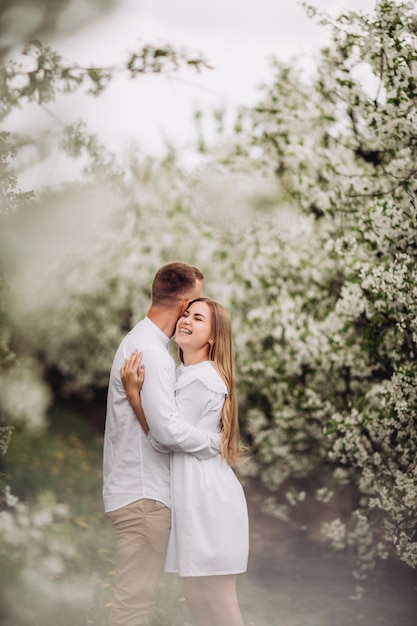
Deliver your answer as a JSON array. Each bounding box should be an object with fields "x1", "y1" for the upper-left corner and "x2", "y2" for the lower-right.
[{"x1": 151, "y1": 262, "x2": 204, "y2": 306}]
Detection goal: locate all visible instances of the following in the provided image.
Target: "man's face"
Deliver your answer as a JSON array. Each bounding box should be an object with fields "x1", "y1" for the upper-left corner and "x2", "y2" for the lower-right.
[{"x1": 176, "y1": 279, "x2": 203, "y2": 327}]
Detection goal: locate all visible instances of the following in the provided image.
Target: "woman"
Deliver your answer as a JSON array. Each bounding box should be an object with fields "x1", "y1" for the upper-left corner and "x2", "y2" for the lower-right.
[{"x1": 121, "y1": 297, "x2": 249, "y2": 626}]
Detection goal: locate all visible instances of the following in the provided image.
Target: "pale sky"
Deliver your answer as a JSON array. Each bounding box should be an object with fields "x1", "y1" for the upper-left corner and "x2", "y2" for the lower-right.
[{"x1": 13, "y1": 0, "x2": 376, "y2": 183}]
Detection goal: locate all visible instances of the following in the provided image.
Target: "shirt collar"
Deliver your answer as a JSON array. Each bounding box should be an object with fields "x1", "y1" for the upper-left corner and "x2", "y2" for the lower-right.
[{"x1": 144, "y1": 315, "x2": 170, "y2": 347}]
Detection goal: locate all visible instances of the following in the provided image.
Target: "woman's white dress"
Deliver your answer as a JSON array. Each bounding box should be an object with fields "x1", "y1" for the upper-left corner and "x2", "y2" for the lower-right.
[{"x1": 164, "y1": 360, "x2": 249, "y2": 577}]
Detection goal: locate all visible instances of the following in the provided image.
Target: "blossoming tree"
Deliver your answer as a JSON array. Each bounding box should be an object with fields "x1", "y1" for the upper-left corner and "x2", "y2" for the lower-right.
[{"x1": 224, "y1": 0, "x2": 417, "y2": 582}]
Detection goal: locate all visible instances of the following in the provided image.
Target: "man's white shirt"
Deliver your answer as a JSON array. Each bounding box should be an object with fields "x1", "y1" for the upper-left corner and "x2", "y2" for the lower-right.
[{"x1": 103, "y1": 316, "x2": 221, "y2": 513}]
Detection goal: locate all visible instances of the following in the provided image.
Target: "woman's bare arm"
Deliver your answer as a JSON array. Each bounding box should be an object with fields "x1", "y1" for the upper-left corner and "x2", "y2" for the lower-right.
[{"x1": 120, "y1": 351, "x2": 149, "y2": 434}]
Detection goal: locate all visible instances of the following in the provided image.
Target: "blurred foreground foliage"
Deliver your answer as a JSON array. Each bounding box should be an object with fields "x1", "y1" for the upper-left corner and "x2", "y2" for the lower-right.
[
  {"x1": 0, "y1": 407, "x2": 112, "y2": 625},
  {"x1": 0, "y1": 0, "x2": 116, "y2": 63},
  {"x1": 0, "y1": 0, "x2": 416, "y2": 615}
]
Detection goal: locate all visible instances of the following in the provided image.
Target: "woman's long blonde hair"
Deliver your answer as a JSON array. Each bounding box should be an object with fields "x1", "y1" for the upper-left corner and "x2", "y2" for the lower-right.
[{"x1": 179, "y1": 297, "x2": 243, "y2": 466}]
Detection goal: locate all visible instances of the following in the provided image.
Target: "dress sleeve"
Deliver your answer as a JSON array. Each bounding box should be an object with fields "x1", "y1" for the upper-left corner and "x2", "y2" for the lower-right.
[{"x1": 175, "y1": 363, "x2": 228, "y2": 395}]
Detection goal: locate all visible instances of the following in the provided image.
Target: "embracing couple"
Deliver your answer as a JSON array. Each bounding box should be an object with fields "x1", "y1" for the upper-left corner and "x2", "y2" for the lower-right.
[{"x1": 103, "y1": 262, "x2": 249, "y2": 626}]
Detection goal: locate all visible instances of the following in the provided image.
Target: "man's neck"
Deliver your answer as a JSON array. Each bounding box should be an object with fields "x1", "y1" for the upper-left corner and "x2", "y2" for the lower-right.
[{"x1": 147, "y1": 306, "x2": 179, "y2": 339}]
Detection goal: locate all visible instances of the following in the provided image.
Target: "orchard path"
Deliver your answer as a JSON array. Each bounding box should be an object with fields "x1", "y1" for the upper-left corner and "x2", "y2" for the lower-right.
[{"x1": 239, "y1": 478, "x2": 417, "y2": 626}]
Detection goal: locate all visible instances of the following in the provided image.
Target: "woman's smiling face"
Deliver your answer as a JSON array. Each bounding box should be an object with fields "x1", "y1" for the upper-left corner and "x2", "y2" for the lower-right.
[{"x1": 175, "y1": 300, "x2": 213, "y2": 357}]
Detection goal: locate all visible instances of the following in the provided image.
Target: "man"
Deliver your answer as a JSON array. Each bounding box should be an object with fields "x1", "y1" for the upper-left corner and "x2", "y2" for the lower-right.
[{"x1": 103, "y1": 262, "x2": 220, "y2": 626}]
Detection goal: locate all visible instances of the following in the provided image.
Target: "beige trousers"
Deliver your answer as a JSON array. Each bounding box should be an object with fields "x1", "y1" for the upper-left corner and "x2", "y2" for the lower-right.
[{"x1": 107, "y1": 498, "x2": 171, "y2": 626}]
